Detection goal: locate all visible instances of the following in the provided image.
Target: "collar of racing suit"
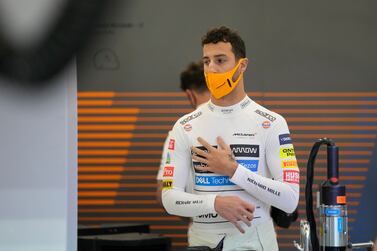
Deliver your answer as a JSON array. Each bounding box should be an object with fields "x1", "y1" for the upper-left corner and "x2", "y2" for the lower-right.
[{"x1": 206, "y1": 95, "x2": 253, "y2": 117}]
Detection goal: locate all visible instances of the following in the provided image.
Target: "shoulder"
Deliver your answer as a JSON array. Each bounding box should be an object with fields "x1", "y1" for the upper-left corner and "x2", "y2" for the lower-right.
[
  {"x1": 251, "y1": 102, "x2": 286, "y2": 125},
  {"x1": 176, "y1": 104, "x2": 207, "y2": 127}
]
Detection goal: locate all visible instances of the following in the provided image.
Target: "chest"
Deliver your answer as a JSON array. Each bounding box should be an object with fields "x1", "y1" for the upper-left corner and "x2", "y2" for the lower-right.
[{"x1": 186, "y1": 117, "x2": 267, "y2": 174}]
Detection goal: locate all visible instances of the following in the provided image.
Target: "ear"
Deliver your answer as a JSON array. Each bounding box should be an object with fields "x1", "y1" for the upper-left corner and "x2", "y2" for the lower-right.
[
  {"x1": 185, "y1": 89, "x2": 197, "y2": 108},
  {"x1": 239, "y1": 58, "x2": 249, "y2": 73}
]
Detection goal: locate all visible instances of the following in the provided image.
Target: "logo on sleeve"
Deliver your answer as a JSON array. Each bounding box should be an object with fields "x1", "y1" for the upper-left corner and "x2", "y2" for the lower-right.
[
  {"x1": 165, "y1": 153, "x2": 171, "y2": 164},
  {"x1": 255, "y1": 109, "x2": 276, "y2": 122},
  {"x1": 283, "y1": 170, "x2": 299, "y2": 184},
  {"x1": 281, "y1": 160, "x2": 298, "y2": 169},
  {"x1": 163, "y1": 166, "x2": 174, "y2": 177},
  {"x1": 162, "y1": 179, "x2": 173, "y2": 189},
  {"x1": 230, "y1": 144, "x2": 259, "y2": 157},
  {"x1": 279, "y1": 133, "x2": 292, "y2": 145},
  {"x1": 180, "y1": 111, "x2": 202, "y2": 125},
  {"x1": 280, "y1": 147, "x2": 295, "y2": 158},
  {"x1": 168, "y1": 139, "x2": 175, "y2": 150}
]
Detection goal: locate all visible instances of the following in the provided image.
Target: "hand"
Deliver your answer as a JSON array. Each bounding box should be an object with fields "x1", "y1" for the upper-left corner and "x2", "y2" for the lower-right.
[
  {"x1": 191, "y1": 136, "x2": 238, "y2": 177},
  {"x1": 214, "y1": 195, "x2": 255, "y2": 233}
]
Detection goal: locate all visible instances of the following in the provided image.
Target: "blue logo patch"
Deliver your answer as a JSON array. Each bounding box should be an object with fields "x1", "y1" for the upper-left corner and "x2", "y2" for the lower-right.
[
  {"x1": 279, "y1": 133, "x2": 292, "y2": 145},
  {"x1": 325, "y1": 208, "x2": 340, "y2": 216},
  {"x1": 237, "y1": 159, "x2": 259, "y2": 172},
  {"x1": 195, "y1": 175, "x2": 234, "y2": 186},
  {"x1": 338, "y1": 218, "x2": 343, "y2": 232}
]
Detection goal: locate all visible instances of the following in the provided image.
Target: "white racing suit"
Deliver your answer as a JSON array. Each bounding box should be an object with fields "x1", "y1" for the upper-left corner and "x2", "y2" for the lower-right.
[{"x1": 161, "y1": 96, "x2": 300, "y2": 251}]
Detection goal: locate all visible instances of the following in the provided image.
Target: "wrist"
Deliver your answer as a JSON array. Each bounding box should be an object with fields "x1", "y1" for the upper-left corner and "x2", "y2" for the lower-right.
[{"x1": 227, "y1": 161, "x2": 238, "y2": 178}]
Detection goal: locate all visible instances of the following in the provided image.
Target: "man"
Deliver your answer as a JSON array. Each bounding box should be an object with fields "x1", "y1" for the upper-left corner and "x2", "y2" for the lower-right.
[
  {"x1": 156, "y1": 62, "x2": 210, "y2": 205},
  {"x1": 161, "y1": 26, "x2": 299, "y2": 250}
]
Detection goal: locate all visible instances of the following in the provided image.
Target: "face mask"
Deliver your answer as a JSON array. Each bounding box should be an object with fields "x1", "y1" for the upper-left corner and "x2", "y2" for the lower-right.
[{"x1": 204, "y1": 59, "x2": 245, "y2": 99}]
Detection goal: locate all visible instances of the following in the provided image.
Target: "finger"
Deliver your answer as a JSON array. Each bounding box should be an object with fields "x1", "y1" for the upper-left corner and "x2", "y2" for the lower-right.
[
  {"x1": 233, "y1": 221, "x2": 245, "y2": 234},
  {"x1": 191, "y1": 146, "x2": 209, "y2": 158},
  {"x1": 239, "y1": 213, "x2": 252, "y2": 227},
  {"x1": 192, "y1": 154, "x2": 209, "y2": 165},
  {"x1": 217, "y1": 136, "x2": 231, "y2": 151},
  {"x1": 240, "y1": 217, "x2": 251, "y2": 227},
  {"x1": 193, "y1": 164, "x2": 209, "y2": 172},
  {"x1": 194, "y1": 166, "x2": 211, "y2": 172},
  {"x1": 241, "y1": 209, "x2": 254, "y2": 222},
  {"x1": 242, "y1": 201, "x2": 255, "y2": 213},
  {"x1": 245, "y1": 214, "x2": 253, "y2": 222},
  {"x1": 197, "y1": 137, "x2": 216, "y2": 152}
]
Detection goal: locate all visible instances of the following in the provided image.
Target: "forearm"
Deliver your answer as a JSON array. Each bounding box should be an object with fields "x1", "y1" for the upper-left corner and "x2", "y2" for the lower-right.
[
  {"x1": 162, "y1": 189, "x2": 217, "y2": 217},
  {"x1": 230, "y1": 164, "x2": 299, "y2": 213}
]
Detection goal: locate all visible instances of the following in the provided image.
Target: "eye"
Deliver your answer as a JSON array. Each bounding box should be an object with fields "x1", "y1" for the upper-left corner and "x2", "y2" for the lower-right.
[
  {"x1": 216, "y1": 58, "x2": 226, "y2": 64},
  {"x1": 203, "y1": 59, "x2": 210, "y2": 66}
]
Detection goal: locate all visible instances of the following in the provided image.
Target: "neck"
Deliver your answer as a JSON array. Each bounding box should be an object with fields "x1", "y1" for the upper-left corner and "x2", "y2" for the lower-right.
[{"x1": 210, "y1": 80, "x2": 247, "y2": 107}]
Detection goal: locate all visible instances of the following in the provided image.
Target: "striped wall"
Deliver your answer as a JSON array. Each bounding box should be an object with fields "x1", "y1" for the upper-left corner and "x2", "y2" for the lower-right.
[{"x1": 78, "y1": 91, "x2": 377, "y2": 250}]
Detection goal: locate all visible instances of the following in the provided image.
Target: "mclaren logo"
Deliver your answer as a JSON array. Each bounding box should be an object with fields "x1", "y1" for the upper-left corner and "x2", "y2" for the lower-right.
[
  {"x1": 255, "y1": 109, "x2": 276, "y2": 122},
  {"x1": 180, "y1": 111, "x2": 202, "y2": 125},
  {"x1": 230, "y1": 144, "x2": 260, "y2": 157},
  {"x1": 233, "y1": 132, "x2": 256, "y2": 137}
]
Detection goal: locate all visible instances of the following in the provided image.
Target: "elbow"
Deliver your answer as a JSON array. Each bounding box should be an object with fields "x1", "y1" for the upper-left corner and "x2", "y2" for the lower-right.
[
  {"x1": 156, "y1": 181, "x2": 163, "y2": 206},
  {"x1": 279, "y1": 188, "x2": 299, "y2": 213},
  {"x1": 285, "y1": 190, "x2": 300, "y2": 213},
  {"x1": 161, "y1": 189, "x2": 174, "y2": 215},
  {"x1": 284, "y1": 202, "x2": 298, "y2": 214}
]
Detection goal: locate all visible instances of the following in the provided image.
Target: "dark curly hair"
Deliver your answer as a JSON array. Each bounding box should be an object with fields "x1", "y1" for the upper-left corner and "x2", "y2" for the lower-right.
[
  {"x1": 201, "y1": 26, "x2": 246, "y2": 60},
  {"x1": 180, "y1": 61, "x2": 207, "y2": 93}
]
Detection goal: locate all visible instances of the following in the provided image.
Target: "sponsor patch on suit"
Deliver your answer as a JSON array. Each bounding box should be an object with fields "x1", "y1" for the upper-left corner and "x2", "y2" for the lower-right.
[
  {"x1": 279, "y1": 133, "x2": 292, "y2": 145},
  {"x1": 237, "y1": 159, "x2": 259, "y2": 172},
  {"x1": 230, "y1": 144, "x2": 259, "y2": 157}
]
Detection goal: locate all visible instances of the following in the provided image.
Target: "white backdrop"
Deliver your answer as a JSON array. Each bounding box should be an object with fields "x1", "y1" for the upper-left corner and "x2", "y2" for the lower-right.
[{"x1": 0, "y1": 63, "x2": 77, "y2": 251}]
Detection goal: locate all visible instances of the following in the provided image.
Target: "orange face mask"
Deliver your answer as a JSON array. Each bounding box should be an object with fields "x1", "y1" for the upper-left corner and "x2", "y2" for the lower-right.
[{"x1": 204, "y1": 59, "x2": 245, "y2": 99}]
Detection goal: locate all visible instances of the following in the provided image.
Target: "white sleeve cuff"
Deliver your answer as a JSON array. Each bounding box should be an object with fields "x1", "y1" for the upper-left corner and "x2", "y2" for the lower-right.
[{"x1": 230, "y1": 164, "x2": 249, "y2": 184}]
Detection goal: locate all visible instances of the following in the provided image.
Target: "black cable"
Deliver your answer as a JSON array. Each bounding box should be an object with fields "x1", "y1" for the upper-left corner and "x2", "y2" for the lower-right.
[
  {"x1": 306, "y1": 140, "x2": 321, "y2": 251},
  {"x1": 306, "y1": 138, "x2": 334, "y2": 251}
]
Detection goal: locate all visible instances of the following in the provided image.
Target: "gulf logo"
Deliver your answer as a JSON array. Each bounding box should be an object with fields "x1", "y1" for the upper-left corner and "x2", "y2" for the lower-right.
[
  {"x1": 262, "y1": 121, "x2": 271, "y2": 129},
  {"x1": 184, "y1": 123, "x2": 192, "y2": 131}
]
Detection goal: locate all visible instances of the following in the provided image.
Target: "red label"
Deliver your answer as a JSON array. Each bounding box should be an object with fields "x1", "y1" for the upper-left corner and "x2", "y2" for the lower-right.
[
  {"x1": 168, "y1": 139, "x2": 175, "y2": 150},
  {"x1": 283, "y1": 170, "x2": 299, "y2": 184},
  {"x1": 336, "y1": 196, "x2": 346, "y2": 204},
  {"x1": 163, "y1": 166, "x2": 174, "y2": 177}
]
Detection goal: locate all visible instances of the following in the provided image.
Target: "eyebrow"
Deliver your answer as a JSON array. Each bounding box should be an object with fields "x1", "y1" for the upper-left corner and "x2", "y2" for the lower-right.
[{"x1": 202, "y1": 54, "x2": 228, "y2": 60}]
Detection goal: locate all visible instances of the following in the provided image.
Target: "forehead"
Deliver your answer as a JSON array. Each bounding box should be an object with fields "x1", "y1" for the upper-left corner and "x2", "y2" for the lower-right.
[{"x1": 202, "y1": 42, "x2": 234, "y2": 59}]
